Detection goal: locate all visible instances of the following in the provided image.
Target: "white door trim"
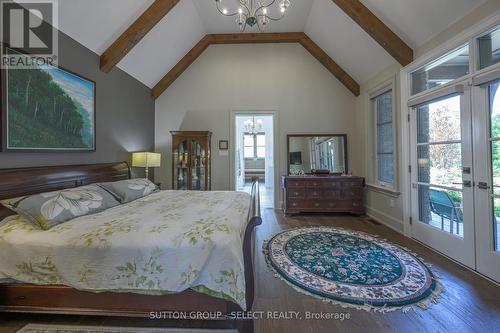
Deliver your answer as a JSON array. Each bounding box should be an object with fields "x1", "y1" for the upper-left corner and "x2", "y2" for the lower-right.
[{"x1": 229, "y1": 110, "x2": 280, "y2": 209}]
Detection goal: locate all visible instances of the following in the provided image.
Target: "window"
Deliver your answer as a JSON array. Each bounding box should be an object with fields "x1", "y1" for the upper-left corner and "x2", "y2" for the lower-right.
[
  {"x1": 243, "y1": 133, "x2": 265, "y2": 158},
  {"x1": 411, "y1": 44, "x2": 470, "y2": 95},
  {"x1": 477, "y1": 25, "x2": 500, "y2": 70},
  {"x1": 372, "y1": 90, "x2": 395, "y2": 187}
]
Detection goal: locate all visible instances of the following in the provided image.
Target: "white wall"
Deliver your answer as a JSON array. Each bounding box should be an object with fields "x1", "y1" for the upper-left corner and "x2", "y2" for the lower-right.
[{"x1": 155, "y1": 43, "x2": 357, "y2": 207}]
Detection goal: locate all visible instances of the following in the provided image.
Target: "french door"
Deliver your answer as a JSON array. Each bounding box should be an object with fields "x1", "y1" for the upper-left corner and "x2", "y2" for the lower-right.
[
  {"x1": 409, "y1": 80, "x2": 500, "y2": 282},
  {"x1": 410, "y1": 85, "x2": 476, "y2": 268},
  {"x1": 473, "y1": 80, "x2": 500, "y2": 282}
]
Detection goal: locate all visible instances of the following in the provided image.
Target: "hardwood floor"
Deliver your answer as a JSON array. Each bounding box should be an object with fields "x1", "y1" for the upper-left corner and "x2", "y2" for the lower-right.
[{"x1": 1, "y1": 210, "x2": 499, "y2": 333}]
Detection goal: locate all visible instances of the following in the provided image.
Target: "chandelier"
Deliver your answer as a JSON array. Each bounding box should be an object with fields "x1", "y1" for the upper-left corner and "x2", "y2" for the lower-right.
[
  {"x1": 244, "y1": 117, "x2": 263, "y2": 134},
  {"x1": 215, "y1": 0, "x2": 291, "y2": 32}
]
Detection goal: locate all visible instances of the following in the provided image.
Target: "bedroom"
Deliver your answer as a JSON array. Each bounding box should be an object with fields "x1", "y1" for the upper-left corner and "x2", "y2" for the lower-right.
[{"x1": 0, "y1": 0, "x2": 499, "y2": 332}]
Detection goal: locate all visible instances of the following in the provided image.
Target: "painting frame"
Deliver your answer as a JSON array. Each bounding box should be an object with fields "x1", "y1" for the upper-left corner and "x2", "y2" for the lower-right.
[{"x1": 1, "y1": 45, "x2": 96, "y2": 152}]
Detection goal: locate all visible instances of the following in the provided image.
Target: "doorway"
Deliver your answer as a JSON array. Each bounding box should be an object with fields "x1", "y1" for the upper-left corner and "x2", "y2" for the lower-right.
[{"x1": 233, "y1": 114, "x2": 275, "y2": 208}]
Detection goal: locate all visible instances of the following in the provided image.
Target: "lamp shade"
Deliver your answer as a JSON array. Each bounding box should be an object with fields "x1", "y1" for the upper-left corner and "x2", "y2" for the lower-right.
[{"x1": 132, "y1": 152, "x2": 161, "y2": 168}]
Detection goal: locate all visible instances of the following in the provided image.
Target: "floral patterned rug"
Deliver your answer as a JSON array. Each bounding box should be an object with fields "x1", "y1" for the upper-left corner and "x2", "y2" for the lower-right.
[{"x1": 264, "y1": 227, "x2": 443, "y2": 312}]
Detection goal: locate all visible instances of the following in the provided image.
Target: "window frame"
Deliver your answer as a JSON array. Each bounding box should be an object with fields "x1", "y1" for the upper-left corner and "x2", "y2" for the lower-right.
[
  {"x1": 243, "y1": 132, "x2": 266, "y2": 159},
  {"x1": 368, "y1": 78, "x2": 398, "y2": 193}
]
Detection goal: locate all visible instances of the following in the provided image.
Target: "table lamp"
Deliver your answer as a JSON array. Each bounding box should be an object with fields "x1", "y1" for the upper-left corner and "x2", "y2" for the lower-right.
[{"x1": 131, "y1": 152, "x2": 161, "y2": 181}]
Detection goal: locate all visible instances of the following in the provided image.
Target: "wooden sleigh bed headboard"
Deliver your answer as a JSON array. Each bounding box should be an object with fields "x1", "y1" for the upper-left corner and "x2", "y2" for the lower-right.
[{"x1": 0, "y1": 162, "x2": 131, "y2": 220}]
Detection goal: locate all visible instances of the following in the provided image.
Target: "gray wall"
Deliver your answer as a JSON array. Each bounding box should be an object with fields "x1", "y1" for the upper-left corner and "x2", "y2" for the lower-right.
[{"x1": 0, "y1": 28, "x2": 155, "y2": 174}]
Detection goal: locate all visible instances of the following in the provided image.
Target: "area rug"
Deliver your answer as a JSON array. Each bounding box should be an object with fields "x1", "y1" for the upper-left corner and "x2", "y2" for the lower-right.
[
  {"x1": 17, "y1": 324, "x2": 237, "y2": 333},
  {"x1": 263, "y1": 227, "x2": 443, "y2": 312}
]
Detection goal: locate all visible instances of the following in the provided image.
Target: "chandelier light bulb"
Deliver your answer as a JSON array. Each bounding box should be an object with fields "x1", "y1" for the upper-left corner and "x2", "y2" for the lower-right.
[
  {"x1": 222, "y1": 8, "x2": 228, "y2": 14},
  {"x1": 238, "y1": 7, "x2": 243, "y2": 14}
]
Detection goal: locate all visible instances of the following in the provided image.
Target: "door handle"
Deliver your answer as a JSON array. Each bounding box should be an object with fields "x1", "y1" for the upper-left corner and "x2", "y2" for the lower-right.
[
  {"x1": 477, "y1": 182, "x2": 490, "y2": 190},
  {"x1": 452, "y1": 181, "x2": 472, "y2": 187}
]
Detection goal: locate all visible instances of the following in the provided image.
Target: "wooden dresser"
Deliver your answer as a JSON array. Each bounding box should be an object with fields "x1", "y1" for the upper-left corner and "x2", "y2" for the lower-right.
[{"x1": 281, "y1": 175, "x2": 365, "y2": 215}]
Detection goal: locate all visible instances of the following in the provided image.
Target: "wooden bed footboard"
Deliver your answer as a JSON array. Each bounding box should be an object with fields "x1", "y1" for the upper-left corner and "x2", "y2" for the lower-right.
[{"x1": 0, "y1": 163, "x2": 262, "y2": 333}]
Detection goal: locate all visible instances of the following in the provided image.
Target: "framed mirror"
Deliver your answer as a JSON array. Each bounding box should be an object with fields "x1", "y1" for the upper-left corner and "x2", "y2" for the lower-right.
[{"x1": 287, "y1": 134, "x2": 348, "y2": 175}]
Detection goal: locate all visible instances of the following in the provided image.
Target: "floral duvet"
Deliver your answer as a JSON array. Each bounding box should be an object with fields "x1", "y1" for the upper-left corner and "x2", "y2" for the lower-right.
[{"x1": 0, "y1": 190, "x2": 252, "y2": 310}]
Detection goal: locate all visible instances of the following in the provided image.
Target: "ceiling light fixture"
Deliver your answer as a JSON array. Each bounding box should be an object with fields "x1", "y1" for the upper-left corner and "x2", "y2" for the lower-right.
[{"x1": 215, "y1": 0, "x2": 291, "y2": 32}]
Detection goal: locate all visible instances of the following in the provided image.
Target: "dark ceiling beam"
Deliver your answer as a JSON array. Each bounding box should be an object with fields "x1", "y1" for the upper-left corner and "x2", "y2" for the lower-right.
[
  {"x1": 100, "y1": 0, "x2": 181, "y2": 73},
  {"x1": 151, "y1": 32, "x2": 360, "y2": 99},
  {"x1": 331, "y1": 0, "x2": 413, "y2": 66}
]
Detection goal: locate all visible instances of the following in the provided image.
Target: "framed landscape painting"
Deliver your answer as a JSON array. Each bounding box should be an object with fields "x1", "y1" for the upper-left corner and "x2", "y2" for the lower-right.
[{"x1": 2, "y1": 48, "x2": 95, "y2": 151}]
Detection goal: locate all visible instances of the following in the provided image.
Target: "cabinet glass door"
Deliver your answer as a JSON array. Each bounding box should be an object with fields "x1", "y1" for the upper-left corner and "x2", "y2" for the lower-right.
[
  {"x1": 191, "y1": 139, "x2": 206, "y2": 190},
  {"x1": 173, "y1": 139, "x2": 188, "y2": 190}
]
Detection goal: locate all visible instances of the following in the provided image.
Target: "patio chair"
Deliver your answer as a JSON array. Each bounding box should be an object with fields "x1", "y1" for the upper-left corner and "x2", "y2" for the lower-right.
[{"x1": 429, "y1": 188, "x2": 463, "y2": 235}]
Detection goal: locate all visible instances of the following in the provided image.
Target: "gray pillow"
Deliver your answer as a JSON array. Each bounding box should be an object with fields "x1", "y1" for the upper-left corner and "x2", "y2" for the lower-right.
[
  {"x1": 98, "y1": 178, "x2": 159, "y2": 204},
  {"x1": 0, "y1": 185, "x2": 120, "y2": 230}
]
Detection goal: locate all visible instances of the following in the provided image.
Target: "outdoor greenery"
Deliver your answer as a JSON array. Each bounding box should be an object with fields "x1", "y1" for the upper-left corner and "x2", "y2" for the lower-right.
[
  {"x1": 7, "y1": 66, "x2": 92, "y2": 149},
  {"x1": 427, "y1": 104, "x2": 462, "y2": 205}
]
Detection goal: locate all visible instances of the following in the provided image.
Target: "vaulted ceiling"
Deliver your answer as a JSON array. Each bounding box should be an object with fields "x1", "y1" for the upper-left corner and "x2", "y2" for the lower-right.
[{"x1": 53, "y1": 0, "x2": 487, "y2": 97}]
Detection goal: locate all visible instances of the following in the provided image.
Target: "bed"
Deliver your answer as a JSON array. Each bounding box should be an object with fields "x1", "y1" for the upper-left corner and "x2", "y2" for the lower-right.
[{"x1": 0, "y1": 162, "x2": 261, "y2": 333}]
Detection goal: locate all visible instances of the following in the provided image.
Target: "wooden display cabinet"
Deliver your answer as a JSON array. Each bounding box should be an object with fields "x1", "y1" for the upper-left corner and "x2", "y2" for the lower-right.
[{"x1": 171, "y1": 131, "x2": 212, "y2": 190}]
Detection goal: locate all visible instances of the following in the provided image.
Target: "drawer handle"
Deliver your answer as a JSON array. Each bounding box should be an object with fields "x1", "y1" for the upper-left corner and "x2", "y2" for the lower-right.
[
  {"x1": 294, "y1": 192, "x2": 300, "y2": 196},
  {"x1": 292, "y1": 202, "x2": 297, "y2": 206},
  {"x1": 314, "y1": 202, "x2": 320, "y2": 207}
]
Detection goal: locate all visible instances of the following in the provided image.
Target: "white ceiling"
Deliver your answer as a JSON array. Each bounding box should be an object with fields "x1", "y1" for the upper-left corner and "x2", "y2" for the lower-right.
[{"x1": 45, "y1": 0, "x2": 490, "y2": 92}]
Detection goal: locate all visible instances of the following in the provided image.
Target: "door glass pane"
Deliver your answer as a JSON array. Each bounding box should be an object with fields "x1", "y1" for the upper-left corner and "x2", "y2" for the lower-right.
[
  {"x1": 477, "y1": 25, "x2": 500, "y2": 70},
  {"x1": 491, "y1": 141, "x2": 500, "y2": 196},
  {"x1": 417, "y1": 95, "x2": 461, "y2": 143},
  {"x1": 417, "y1": 144, "x2": 463, "y2": 188},
  {"x1": 416, "y1": 94, "x2": 464, "y2": 238},
  {"x1": 418, "y1": 185, "x2": 464, "y2": 237},
  {"x1": 494, "y1": 197, "x2": 500, "y2": 252},
  {"x1": 411, "y1": 44, "x2": 469, "y2": 95},
  {"x1": 489, "y1": 82, "x2": 500, "y2": 251}
]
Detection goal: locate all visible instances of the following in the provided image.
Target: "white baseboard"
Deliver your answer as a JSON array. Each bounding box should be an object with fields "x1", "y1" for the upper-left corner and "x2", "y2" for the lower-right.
[{"x1": 365, "y1": 206, "x2": 404, "y2": 234}]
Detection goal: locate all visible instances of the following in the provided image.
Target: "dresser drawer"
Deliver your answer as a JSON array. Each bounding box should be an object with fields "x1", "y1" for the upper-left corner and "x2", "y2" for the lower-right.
[
  {"x1": 346, "y1": 189, "x2": 363, "y2": 199},
  {"x1": 287, "y1": 199, "x2": 307, "y2": 210},
  {"x1": 287, "y1": 188, "x2": 306, "y2": 198},
  {"x1": 286, "y1": 179, "x2": 306, "y2": 188},
  {"x1": 306, "y1": 189, "x2": 323, "y2": 198},
  {"x1": 323, "y1": 190, "x2": 341, "y2": 199}
]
